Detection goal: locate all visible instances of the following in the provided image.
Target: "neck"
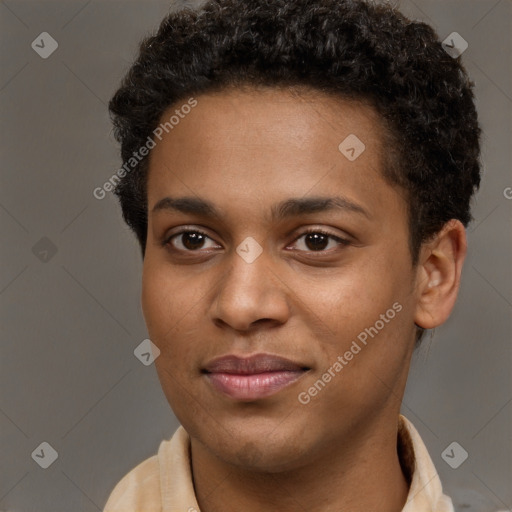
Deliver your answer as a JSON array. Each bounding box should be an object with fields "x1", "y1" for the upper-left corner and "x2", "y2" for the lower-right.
[{"x1": 190, "y1": 413, "x2": 409, "y2": 512}]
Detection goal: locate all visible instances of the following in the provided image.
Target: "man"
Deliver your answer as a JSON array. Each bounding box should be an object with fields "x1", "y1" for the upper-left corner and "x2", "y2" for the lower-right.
[{"x1": 103, "y1": 0, "x2": 481, "y2": 510}]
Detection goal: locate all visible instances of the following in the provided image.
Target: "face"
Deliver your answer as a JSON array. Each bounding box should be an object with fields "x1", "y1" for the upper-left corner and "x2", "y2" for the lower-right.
[{"x1": 142, "y1": 87, "x2": 420, "y2": 472}]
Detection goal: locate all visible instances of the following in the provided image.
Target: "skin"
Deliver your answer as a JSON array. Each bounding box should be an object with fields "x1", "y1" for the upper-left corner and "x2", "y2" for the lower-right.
[{"x1": 141, "y1": 86, "x2": 467, "y2": 512}]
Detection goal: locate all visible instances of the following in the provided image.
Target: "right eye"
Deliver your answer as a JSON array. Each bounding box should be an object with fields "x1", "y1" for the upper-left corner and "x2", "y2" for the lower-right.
[{"x1": 164, "y1": 229, "x2": 220, "y2": 253}]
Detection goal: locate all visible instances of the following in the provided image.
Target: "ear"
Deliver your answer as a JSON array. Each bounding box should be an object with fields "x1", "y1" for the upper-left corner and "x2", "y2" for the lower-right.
[{"x1": 414, "y1": 219, "x2": 467, "y2": 329}]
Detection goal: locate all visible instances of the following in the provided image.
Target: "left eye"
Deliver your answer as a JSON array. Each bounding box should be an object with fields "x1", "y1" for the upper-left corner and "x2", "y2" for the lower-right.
[{"x1": 290, "y1": 230, "x2": 349, "y2": 252}]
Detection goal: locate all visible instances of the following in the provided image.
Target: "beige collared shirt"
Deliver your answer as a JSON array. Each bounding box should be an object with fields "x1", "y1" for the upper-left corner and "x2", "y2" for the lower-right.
[{"x1": 103, "y1": 415, "x2": 453, "y2": 511}]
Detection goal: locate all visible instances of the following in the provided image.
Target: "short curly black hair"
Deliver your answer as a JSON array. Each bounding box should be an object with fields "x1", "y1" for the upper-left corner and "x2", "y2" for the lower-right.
[{"x1": 108, "y1": 0, "x2": 481, "y2": 264}]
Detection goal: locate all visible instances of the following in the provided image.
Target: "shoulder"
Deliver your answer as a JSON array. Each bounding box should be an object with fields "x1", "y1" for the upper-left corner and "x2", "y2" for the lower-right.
[
  {"x1": 102, "y1": 445, "x2": 166, "y2": 512},
  {"x1": 102, "y1": 426, "x2": 193, "y2": 512}
]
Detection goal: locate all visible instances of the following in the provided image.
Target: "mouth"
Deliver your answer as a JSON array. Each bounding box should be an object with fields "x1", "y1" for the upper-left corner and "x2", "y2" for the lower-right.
[{"x1": 202, "y1": 353, "x2": 311, "y2": 401}]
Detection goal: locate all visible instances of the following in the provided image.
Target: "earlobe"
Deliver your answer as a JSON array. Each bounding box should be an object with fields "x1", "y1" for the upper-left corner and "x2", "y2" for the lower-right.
[{"x1": 414, "y1": 220, "x2": 467, "y2": 330}]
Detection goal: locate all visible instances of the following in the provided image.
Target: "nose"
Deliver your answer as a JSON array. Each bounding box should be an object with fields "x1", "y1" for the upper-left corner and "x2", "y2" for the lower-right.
[{"x1": 211, "y1": 248, "x2": 290, "y2": 332}]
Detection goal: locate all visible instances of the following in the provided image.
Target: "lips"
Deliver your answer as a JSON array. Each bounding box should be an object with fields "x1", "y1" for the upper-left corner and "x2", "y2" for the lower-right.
[{"x1": 202, "y1": 354, "x2": 310, "y2": 401}]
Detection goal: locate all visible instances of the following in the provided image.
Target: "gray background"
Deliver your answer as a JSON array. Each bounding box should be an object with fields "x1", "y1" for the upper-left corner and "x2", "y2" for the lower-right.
[{"x1": 0, "y1": 0, "x2": 510, "y2": 510}]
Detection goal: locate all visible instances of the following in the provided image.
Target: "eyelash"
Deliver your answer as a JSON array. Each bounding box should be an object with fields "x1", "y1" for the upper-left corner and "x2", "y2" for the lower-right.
[{"x1": 162, "y1": 227, "x2": 350, "y2": 255}]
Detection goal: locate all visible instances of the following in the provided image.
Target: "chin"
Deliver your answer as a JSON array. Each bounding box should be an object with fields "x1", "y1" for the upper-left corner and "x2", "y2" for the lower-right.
[
  {"x1": 195, "y1": 415, "x2": 315, "y2": 473},
  {"x1": 219, "y1": 437, "x2": 310, "y2": 473}
]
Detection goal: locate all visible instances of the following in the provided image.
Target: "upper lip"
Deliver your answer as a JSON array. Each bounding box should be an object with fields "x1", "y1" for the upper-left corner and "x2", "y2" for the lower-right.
[{"x1": 203, "y1": 353, "x2": 309, "y2": 375}]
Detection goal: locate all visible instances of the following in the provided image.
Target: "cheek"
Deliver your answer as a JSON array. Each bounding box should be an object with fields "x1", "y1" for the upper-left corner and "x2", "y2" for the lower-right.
[
  {"x1": 141, "y1": 263, "x2": 189, "y2": 344},
  {"x1": 141, "y1": 268, "x2": 200, "y2": 404},
  {"x1": 301, "y1": 252, "x2": 413, "y2": 371},
  {"x1": 141, "y1": 265, "x2": 167, "y2": 338},
  {"x1": 141, "y1": 262, "x2": 213, "y2": 373},
  {"x1": 308, "y1": 265, "x2": 400, "y2": 334}
]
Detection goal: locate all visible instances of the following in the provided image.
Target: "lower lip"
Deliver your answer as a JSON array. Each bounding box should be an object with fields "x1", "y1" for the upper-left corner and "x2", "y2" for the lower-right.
[{"x1": 205, "y1": 371, "x2": 306, "y2": 400}]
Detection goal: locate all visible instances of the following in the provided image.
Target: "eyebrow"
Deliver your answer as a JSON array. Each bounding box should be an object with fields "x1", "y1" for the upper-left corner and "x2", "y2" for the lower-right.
[{"x1": 151, "y1": 195, "x2": 371, "y2": 221}]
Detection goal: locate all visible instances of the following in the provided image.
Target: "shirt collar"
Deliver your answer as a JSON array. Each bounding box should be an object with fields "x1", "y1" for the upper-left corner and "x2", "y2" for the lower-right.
[
  {"x1": 158, "y1": 415, "x2": 453, "y2": 511},
  {"x1": 398, "y1": 415, "x2": 454, "y2": 511}
]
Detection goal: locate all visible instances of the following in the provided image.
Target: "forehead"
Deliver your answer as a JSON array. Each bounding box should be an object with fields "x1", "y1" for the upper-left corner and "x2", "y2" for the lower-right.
[
  {"x1": 151, "y1": 86, "x2": 385, "y2": 159},
  {"x1": 145, "y1": 87, "x2": 400, "y2": 222}
]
